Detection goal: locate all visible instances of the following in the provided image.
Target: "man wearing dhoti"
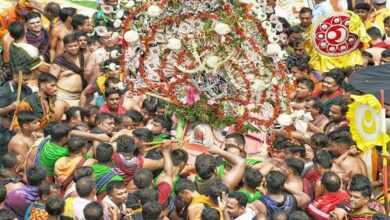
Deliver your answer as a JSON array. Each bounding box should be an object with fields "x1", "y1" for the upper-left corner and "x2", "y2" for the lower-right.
[{"x1": 50, "y1": 33, "x2": 87, "y2": 107}]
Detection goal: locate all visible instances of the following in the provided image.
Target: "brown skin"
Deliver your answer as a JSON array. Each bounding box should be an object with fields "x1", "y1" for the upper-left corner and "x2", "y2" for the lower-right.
[
  {"x1": 290, "y1": 66, "x2": 310, "y2": 80},
  {"x1": 91, "y1": 117, "x2": 115, "y2": 156},
  {"x1": 26, "y1": 17, "x2": 43, "y2": 36},
  {"x1": 313, "y1": 162, "x2": 349, "y2": 197},
  {"x1": 299, "y1": 12, "x2": 313, "y2": 28},
  {"x1": 0, "y1": 73, "x2": 31, "y2": 116},
  {"x1": 293, "y1": 42, "x2": 306, "y2": 58},
  {"x1": 329, "y1": 141, "x2": 368, "y2": 181},
  {"x1": 380, "y1": 56, "x2": 390, "y2": 65},
  {"x1": 208, "y1": 145, "x2": 246, "y2": 191},
  {"x1": 305, "y1": 100, "x2": 329, "y2": 133},
  {"x1": 50, "y1": 41, "x2": 83, "y2": 94},
  {"x1": 50, "y1": 20, "x2": 72, "y2": 63},
  {"x1": 356, "y1": 9, "x2": 370, "y2": 23},
  {"x1": 252, "y1": 180, "x2": 311, "y2": 215},
  {"x1": 385, "y1": 22, "x2": 390, "y2": 38},
  {"x1": 8, "y1": 119, "x2": 40, "y2": 172},
  {"x1": 84, "y1": 32, "x2": 114, "y2": 82},
  {"x1": 74, "y1": 20, "x2": 92, "y2": 34},
  {"x1": 292, "y1": 82, "x2": 312, "y2": 109},
  {"x1": 105, "y1": 93, "x2": 121, "y2": 113}
]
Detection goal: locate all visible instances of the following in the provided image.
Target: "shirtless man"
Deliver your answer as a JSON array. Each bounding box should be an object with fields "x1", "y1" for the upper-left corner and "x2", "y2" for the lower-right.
[
  {"x1": 84, "y1": 27, "x2": 114, "y2": 83},
  {"x1": 8, "y1": 111, "x2": 40, "y2": 169},
  {"x1": 50, "y1": 7, "x2": 76, "y2": 62},
  {"x1": 328, "y1": 131, "x2": 367, "y2": 180},
  {"x1": 283, "y1": 158, "x2": 305, "y2": 194},
  {"x1": 43, "y1": 2, "x2": 61, "y2": 32},
  {"x1": 50, "y1": 33, "x2": 86, "y2": 107}
]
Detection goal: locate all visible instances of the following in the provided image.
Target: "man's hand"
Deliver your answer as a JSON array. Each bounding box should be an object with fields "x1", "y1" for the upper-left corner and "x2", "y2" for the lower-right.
[
  {"x1": 329, "y1": 208, "x2": 348, "y2": 220},
  {"x1": 28, "y1": 0, "x2": 43, "y2": 11},
  {"x1": 217, "y1": 191, "x2": 228, "y2": 211},
  {"x1": 122, "y1": 209, "x2": 133, "y2": 220},
  {"x1": 161, "y1": 139, "x2": 172, "y2": 152},
  {"x1": 208, "y1": 144, "x2": 221, "y2": 155},
  {"x1": 9, "y1": 101, "x2": 19, "y2": 111},
  {"x1": 107, "y1": 206, "x2": 119, "y2": 220},
  {"x1": 95, "y1": 134, "x2": 110, "y2": 143},
  {"x1": 348, "y1": 146, "x2": 361, "y2": 156}
]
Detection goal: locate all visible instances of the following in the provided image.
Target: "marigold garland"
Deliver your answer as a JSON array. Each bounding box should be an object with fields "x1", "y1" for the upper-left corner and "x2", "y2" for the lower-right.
[{"x1": 119, "y1": 0, "x2": 291, "y2": 131}]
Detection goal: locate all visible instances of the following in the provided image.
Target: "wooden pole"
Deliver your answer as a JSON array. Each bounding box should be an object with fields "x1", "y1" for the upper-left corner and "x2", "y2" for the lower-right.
[
  {"x1": 10, "y1": 70, "x2": 23, "y2": 131},
  {"x1": 381, "y1": 90, "x2": 388, "y2": 214}
]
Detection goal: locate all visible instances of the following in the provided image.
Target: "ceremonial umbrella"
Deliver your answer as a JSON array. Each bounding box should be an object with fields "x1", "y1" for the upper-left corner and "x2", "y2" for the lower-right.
[{"x1": 350, "y1": 64, "x2": 390, "y2": 104}]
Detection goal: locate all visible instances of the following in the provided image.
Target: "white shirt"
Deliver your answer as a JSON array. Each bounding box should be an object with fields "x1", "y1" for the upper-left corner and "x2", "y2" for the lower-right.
[
  {"x1": 13, "y1": 42, "x2": 40, "y2": 58},
  {"x1": 234, "y1": 208, "x2": 256, "y2": 220},
  {"x1": 73, "y1": 197, "x2": 93, "y2": 220}
]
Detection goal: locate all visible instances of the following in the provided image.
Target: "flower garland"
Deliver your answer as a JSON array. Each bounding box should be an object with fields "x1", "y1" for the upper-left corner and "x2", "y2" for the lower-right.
[{"x1": 118, "y1": 0, "x2": 291, "y2": 131}]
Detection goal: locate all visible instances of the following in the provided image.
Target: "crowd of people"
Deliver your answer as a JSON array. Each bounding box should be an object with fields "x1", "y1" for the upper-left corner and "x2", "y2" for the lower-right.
[{"x1": 0, "y1": 0, "x2": 389, "y2": 219}]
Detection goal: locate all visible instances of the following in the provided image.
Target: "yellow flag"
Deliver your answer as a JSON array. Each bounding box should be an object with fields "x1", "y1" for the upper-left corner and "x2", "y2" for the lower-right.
[{"x1": 347, "y1": 94, "x2": 389, "y2": 152}]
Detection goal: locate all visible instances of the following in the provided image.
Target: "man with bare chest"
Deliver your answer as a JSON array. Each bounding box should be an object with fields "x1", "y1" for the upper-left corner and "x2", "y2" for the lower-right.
[
  {"x1": 50, "y1": 33, "x2": 87, "y2": 107},
  {"x1": 328, "y1": 131, "x2": 368, "y2": 181},
  {"x1": 8, "y1": 111, "x2": 40, "y2": 170},
  {"x1": 49, "y1": 7, "x2": 76, "y2": 63}
]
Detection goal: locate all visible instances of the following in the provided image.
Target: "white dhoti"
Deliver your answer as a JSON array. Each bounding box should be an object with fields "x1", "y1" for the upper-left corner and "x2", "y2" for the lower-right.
[{"x1": 56, "y1": 87, "x2": 81, "y2": 107}]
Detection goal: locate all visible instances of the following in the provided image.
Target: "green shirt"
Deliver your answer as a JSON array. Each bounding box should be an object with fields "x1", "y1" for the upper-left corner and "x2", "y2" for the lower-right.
[
  {"x1": 91, "y1": 164, "x2": 123, "y2": 194},
  {"x1": 152, "y1": 133, "x2": 171, "y2": 142},
  {"x1": 38, "y1": 140, "x2": 69, "y2": 177},
  {"x1": 239, "y1": 189, "x2": 262, "y2": 203}
]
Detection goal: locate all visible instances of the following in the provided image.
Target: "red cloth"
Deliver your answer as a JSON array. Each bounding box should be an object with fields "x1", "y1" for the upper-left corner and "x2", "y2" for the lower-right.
[
  {"x1": 304, "y1": 169, "x2": 321, "y2": 183},
  {"x1": 99, "y1": 104, "x2": 127, "y2": 115},
  {"x1": 306, "y1": 192, "x2": 350, "y2": 220},
  {"x1": 303, "y1": 178, "x2": 314, "y2": 199},
  {"x1": 157, "y1": 182, "x2": 172, "y2": 205},
  {"x1": 372, "y1": 41, "x2": 389, "y2": 49},
  {"x1": 112, "y1": 153, "x2": 143, "y2": 184}
]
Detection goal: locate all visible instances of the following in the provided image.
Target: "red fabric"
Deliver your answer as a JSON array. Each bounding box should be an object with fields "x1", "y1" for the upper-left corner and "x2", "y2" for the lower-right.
[
  {"x1": 157, "y1": 182, "x2": 172, "y2": 205},
  {"x1": 372, "y1": 41, "x2": 389, "y2": 49},
  {"x1": 99, "y1": 104, "x2": 127, "y2": 115},
  {"x1": 304, "y1": 169, "x2": 321, "y2": 183},
  {"x1": 303, "y1": 178, "x2": 314, "y2": 199},
  {"x1": 46, "y1": 176, "x2": 54, "y2": 183},
  {"x1": 112, "y1": 153, "x2": 143, "y2": 184},
  {"x1": 307, "y1": 192, "x2": 350, "y2": 220}
]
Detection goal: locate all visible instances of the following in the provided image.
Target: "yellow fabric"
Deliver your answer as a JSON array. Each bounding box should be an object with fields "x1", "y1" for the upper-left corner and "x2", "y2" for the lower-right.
[
  {"x1": 347, "y1": 94, "x2": 390, "y2": 152},
  {"x1": 63, "y1": 197, "x2": 76, "y2": 218},
  {"x1": 12, "y1": 97, "x2": 55, "y2": 131},
  {"x1": 54, "y1": 156, "x2": 84, "y2": 186},
  {"x1": 190, "y1": 195, "x2": 211, "y2": 206},
  {"x1": 305, "y1": 11, "x2": 371, "y2": 72},
  {"x1": 95, "y1": 73, "x2": 124, "y2": 94},
  {"x1": 96, "y1": 74, "x2": 108, "y2": 94},
  {"x1": 366, "y1": 8, "x2": 390, "y2": 35}
]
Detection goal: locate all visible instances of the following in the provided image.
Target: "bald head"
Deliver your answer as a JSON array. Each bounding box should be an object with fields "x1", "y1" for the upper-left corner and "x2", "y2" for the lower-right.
[
  {"x1": 321, "y1": 171, "x2": 341, "y2": 193},
  {"x1": 76, "y1": 177, "x2": 96, "y2": 198}
]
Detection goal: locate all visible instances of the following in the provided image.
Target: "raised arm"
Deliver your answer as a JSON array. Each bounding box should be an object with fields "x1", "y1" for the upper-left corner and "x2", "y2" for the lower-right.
[
  {"x1": 142, "y1": 158, "x2": 164, "y2": 171},
  {"x1": 158, "y1": 140, "x2": 174, "y2": 187},
  {"x1": 80, "y1": 84, "x2": 97, "y2": 107},
  {"x1": 208, "y1": 145, "x2": 246, "y2": 190}
]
